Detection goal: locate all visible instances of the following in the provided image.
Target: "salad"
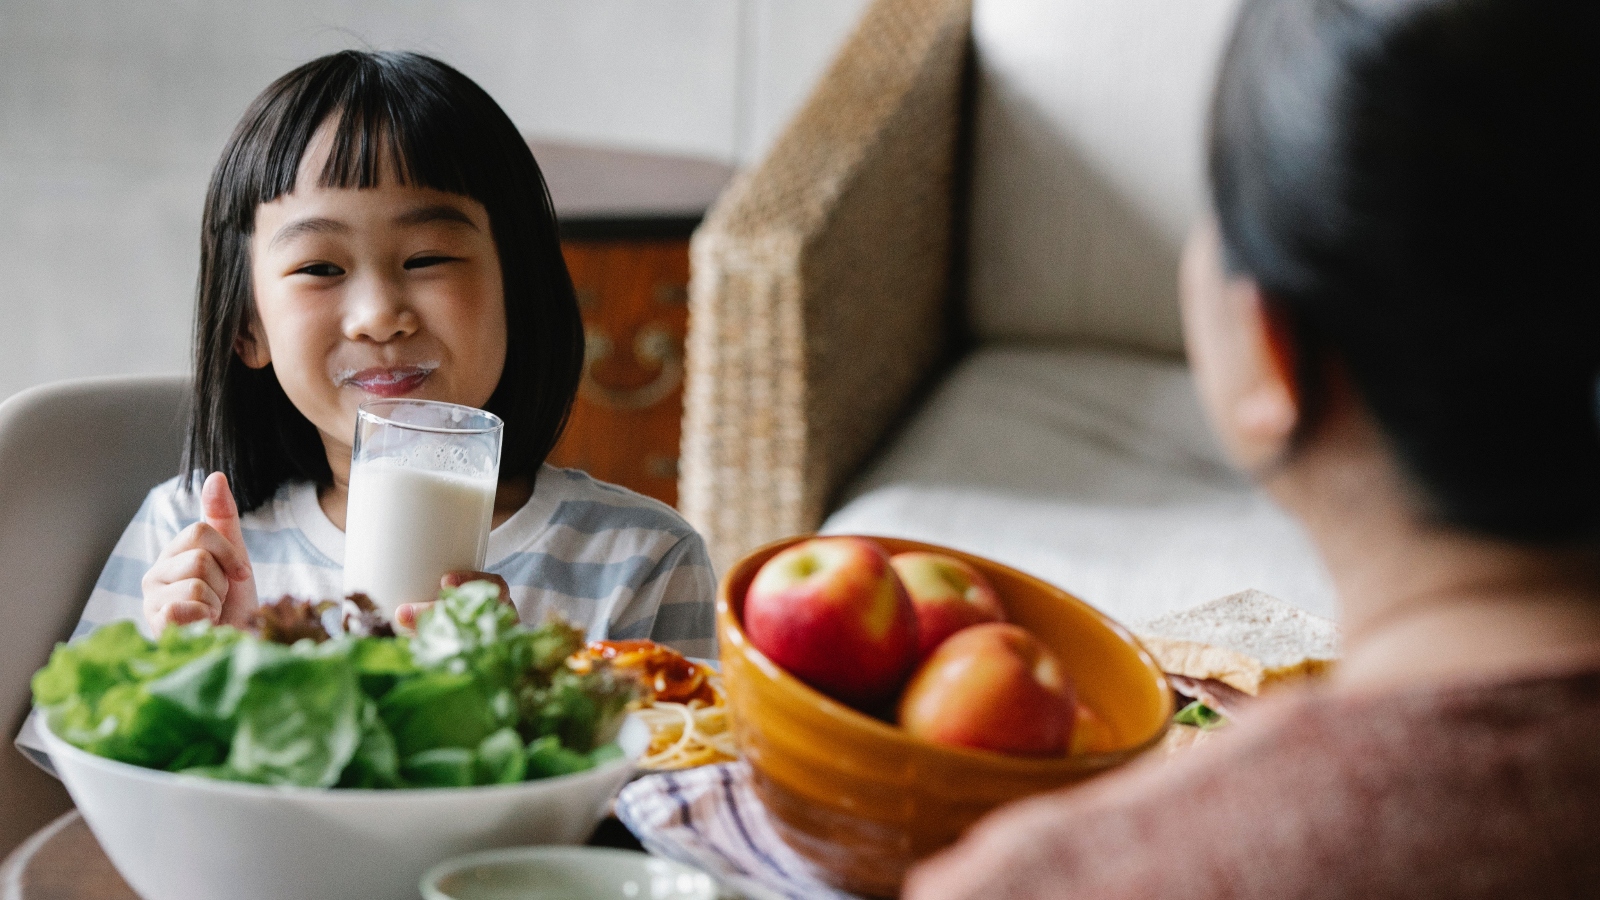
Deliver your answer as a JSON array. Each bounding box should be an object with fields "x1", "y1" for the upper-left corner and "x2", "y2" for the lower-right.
[{"x1": 31, "y1": 582, "x2": 636, "y2": 789}]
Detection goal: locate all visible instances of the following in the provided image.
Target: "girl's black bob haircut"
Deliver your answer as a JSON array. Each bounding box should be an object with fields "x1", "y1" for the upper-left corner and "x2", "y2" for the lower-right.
[{"x1": 186, "y1": 50, "x2": 583, "y2": 512}]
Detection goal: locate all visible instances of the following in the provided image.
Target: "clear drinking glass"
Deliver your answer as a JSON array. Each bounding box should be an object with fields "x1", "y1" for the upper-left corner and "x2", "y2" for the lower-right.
[{"x1": 342, "y1": 399, "x2": 504, "y2": 618}]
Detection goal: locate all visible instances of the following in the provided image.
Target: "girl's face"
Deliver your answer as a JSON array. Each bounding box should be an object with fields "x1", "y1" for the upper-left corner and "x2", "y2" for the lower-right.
[{"x1": 241, "y1": 134, "x2": 507, "y2": 476}]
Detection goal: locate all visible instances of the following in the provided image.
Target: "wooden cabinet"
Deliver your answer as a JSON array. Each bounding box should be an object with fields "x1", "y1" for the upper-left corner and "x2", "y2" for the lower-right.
[
  {"x1": 551, "y1": 237, "x2": 690, "y2": 506},
  {"x1": 531, "y1": 140, "x2": 732, "y2": 508}
]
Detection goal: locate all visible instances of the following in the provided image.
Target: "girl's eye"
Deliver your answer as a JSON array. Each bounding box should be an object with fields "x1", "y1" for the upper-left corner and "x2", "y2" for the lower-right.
[
  {"x1": 294, "y1": 262, "x2": 344, "y2": 277},
  {"x1": 404, "y1": 255, "x2": 457, "y2": 270}
]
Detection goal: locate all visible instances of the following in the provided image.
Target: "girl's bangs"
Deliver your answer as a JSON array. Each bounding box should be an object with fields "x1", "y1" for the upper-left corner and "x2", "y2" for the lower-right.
[
  {"x1": 233, "y1": 54, "x2": 477, "y2": 229},
  {"x1": 313, "y1": 90, "x2": 472, "y2": 199}
]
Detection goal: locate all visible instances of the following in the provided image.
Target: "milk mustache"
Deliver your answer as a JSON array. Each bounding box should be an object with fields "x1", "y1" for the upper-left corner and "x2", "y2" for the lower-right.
[{"x1": 344, "y1": 461, "x2": 497, "y2": 616}]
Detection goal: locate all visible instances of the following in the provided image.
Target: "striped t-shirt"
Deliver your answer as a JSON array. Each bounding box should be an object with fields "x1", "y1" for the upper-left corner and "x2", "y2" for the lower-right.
[{"x1": 76, "y1": 465, "x2": 717, "y2": 658}]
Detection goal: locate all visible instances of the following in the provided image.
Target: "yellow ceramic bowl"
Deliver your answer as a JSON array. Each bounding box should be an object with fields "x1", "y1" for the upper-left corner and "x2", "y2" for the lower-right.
[{"x1": 718, "y1": 535, "x2": 1171, "y2": 898}]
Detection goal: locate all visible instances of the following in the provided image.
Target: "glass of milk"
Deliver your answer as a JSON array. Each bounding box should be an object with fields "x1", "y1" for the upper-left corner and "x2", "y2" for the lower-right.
[{"x1": 343, "y1": 399, "x2": 504, "y2": 619}]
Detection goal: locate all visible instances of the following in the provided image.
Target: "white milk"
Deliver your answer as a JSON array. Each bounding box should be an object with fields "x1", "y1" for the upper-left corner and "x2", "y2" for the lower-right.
[{"x1": 343, "y1": 461, "x2": 497, "y2": 616}]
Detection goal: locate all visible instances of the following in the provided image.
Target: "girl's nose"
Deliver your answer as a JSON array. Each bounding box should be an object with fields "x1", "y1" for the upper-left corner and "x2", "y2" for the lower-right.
[{"x1": 344, "y1": 271, "x2": 419, "y2": 343}]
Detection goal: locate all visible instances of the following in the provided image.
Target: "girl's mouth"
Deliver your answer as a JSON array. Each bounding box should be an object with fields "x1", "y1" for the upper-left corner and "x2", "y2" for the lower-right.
[{"x1": 341, "y1": 365, "x2": 436, "y2": 398}]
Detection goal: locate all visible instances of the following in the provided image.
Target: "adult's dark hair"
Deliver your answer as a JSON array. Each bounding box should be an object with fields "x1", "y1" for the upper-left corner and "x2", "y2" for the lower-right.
[
  {"x1": 1210, "y1": 0, "x2": 1600, "y2": 542},
  {"x1": 186, "y1": 50, "x2": 583, "y2": 512}
]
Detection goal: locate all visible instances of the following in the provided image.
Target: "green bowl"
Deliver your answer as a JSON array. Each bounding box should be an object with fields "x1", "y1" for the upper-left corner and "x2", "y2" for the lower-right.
[{"x1": 420, "y1": 847, "x2": 720, "y2": 900}]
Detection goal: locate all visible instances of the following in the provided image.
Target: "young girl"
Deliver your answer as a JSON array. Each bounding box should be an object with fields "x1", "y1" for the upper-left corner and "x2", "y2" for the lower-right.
[{"x1": 71, "y1": 50, "x2": 716, "y2": 659}]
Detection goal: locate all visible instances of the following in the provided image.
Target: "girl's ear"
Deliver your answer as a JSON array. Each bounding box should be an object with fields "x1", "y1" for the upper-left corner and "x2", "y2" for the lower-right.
[{"x1": 234, "y1": 320, "x2": 271, "y2": 370}]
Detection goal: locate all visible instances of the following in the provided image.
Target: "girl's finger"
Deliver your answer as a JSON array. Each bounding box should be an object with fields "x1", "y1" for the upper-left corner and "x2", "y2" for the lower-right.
[
  {"x1": 173, "y1": 578, "x2": 225, "y2": 621},
  {"x1": 164, "y1": 522, "x2": 250, "y2": 581},
  {"x1": 165, "y1": 548, "x2": 230, "y2": 601},
  {"x1": 200, "y1": 472, "x2": 252, "y2": 580},
  {"x1": 396, "y1": 601, "x2": 434, "y2": 631},
  {"x1": 441, "y1": 571, "x2": 513, "y2": 605},
  {"x1": 145, "y1": 542, "x2": 233, "y2": 597},
  {"x1": 158, "y1": 600, "x2": 217, "y2": 629}
]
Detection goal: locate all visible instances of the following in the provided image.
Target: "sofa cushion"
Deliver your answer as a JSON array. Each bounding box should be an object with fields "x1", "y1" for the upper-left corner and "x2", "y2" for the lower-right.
[
  {"x1": 822, "y1": 346, "x2": 1336, "y2": 624},
  {"x1": 966, "y1": 0, "x2": 1243, "y2": 355}
]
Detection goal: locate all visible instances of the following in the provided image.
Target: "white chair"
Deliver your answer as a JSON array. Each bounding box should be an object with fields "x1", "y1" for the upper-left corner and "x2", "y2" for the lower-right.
[{"x1": 0, "y1": 375, "x2": 187, "y2": 858}]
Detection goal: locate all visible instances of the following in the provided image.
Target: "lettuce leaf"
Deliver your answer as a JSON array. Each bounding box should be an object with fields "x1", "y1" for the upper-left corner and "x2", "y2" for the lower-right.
[
  {"x1": 46, "y1": 681, "x2": 211, "y2": 769},
  {"x1": 408, "y1": 580, "x2": 520, "y2": 674},
  {"x1": 337, "y1": 699, "x2": 401, "y2": 789},
  {"x1": 518, "y1": 666, "x2": 633, "y2": 753},
  {"x1": 145, "y1": 636, "x2": 290, "y2": 740},
  {"x1": 33, "y1": 587, "x2": 633, "y2": 789},
  {"x1": 524, "y1": 734, "x2": 596, "y2": 779},
  {"x1": 347, "y1": 634, "x2": 417, "y2": 700},
  {"x1": 31, "y1": 622, "x2": 220, "y2": 768},
  {"x1": 1174, "y1": 700, "x2": 1225, "y2": 730},
  {"x1": 401, "y1": 747, "x2": 476, "y2": 788},
  {"x1": 474, "y1": 727, "x2": 529, "y2": 785},
  {"x1": 224, "y1": 647, "x2": 362, "y2": 787},
  {"x1": 377, "y1": 670, "x2": 505, "y2": 757}
]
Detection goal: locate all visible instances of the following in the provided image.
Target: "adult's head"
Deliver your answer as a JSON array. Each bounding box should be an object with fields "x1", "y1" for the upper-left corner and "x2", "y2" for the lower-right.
[{"x1": 1185, "y1": 0, "x2": 1600, "y2": 544}]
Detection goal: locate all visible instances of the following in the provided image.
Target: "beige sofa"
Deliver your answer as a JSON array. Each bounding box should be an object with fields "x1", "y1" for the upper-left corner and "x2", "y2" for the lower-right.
[{"x1": 680, "y1": 0, "x2": 1334, "y2": 624}]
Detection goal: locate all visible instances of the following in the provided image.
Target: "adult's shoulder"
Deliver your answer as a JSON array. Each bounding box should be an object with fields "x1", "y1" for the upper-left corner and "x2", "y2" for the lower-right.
[
  {"x1": 902, "y1": 692, "x2": 1332, "y2": 899},
  {"x1": 911, "y1": 676, "x2": 1600, "y2": 900}
]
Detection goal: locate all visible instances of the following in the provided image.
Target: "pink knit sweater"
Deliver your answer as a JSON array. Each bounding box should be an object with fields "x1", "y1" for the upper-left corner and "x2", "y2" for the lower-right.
[{"x1": 913, "y1": 663, "x2": 1600, "y2": 899}]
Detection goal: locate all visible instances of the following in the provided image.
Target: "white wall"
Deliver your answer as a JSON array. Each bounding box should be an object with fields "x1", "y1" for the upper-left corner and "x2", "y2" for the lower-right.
[{"x1": 0, "y1": 0, "x2": 870, "y2": 402}]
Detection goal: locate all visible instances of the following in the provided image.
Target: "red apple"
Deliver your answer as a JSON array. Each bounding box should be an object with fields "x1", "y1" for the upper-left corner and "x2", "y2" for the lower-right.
[
  {"x1": 897, "y1": 622, "x2": 1076, "y2": 756},
  {"x1": 744, "y1": 536, "x2": 919, "y2": 708},
  {"x1": 889, "y1": 551, "x2": 1005, "y2": 660}
]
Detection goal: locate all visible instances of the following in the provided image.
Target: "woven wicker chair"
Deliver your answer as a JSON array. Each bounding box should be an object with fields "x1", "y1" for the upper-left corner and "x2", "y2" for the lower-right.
[
  {"x1": 682, "y1": 0, "x2": 969, "y2": 568},
  {"x1": 682, "y1": 0, "x2": 1335, "y2": 621}
]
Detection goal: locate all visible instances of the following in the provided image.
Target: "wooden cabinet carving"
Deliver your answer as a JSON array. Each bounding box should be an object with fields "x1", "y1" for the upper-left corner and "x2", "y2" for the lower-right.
[{"x1": 550, "y1": 238, "x2": 691, "y2": 506}]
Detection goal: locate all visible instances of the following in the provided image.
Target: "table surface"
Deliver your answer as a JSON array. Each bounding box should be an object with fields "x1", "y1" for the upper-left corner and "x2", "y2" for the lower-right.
[
  {"x1": 0, "y1": 810, "x2": 646, "y2": 900},
  {"x1": 1, "y1": 812, "x2": 136, "y2": 900}
]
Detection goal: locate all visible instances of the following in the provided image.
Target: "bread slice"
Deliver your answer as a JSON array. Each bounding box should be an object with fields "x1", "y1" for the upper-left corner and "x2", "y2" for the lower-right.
[{"x1": 1138, "y1": 589, "x2": 1340, "y2": 695}]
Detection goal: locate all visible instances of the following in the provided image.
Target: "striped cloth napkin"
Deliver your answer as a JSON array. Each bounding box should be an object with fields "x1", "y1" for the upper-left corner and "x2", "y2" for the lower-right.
[{"x1": 615, "y1": 762, "x2": 867, "y2": 900}]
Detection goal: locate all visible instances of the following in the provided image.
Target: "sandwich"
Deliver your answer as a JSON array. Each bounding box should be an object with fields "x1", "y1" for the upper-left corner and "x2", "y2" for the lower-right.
[{"x1": 1137, "y1": 589, "x2": 1340, "y2": 752}]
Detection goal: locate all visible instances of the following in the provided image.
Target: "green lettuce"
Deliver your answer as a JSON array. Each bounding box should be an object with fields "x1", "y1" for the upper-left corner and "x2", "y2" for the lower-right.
[
  {"x1": 31, "y1": 582, "x2": 637, "y2": 789},
  {"x1": 1174, "y1": 700, "x2": 1226, "y2": 730},
  {"x1": 31, "y1": 621, "x2": 229, "y2": 769}
]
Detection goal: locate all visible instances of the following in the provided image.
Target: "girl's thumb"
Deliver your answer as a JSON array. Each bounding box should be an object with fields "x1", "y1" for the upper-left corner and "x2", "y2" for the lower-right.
[{"x1": 200, "y1": 472, "x2": 249, "y2": 563}]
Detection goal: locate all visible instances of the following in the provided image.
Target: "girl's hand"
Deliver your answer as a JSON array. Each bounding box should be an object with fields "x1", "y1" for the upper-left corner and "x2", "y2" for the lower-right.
[
  {"x1": 395, "y1": 571, "x2": 513, "y2": 631},
  {"x1": 142, "y1": 472, "x2": 259, "y2": 631}
]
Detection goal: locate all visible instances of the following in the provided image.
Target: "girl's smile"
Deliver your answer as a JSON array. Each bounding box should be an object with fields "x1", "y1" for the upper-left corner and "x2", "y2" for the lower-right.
[{"x1": 337, "y1": 363, "x2": 440, "y2": 397}]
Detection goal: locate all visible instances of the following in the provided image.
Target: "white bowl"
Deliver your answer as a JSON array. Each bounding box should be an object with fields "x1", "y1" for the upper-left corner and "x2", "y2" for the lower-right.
[
  {"x1": 420, "y1": 846, "x2": 719, "y2": 900},
  {"x1": 40, "y1": 716, "x2": 648, "y2": 900}
]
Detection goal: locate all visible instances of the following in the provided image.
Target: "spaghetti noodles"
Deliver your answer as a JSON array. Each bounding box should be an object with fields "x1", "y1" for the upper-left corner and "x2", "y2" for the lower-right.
[
  {"x1": 632, "y1": 676, "x2": 739, "y2": 769},
  {"x1": 573, "y1": 640, "x2": 738, "y2": 770}
]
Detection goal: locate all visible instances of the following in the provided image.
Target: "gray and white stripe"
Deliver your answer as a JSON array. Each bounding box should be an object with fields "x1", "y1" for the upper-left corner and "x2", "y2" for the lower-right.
[{"x1": 74, "y1": 465, "x2": 717, "y2": 657}]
